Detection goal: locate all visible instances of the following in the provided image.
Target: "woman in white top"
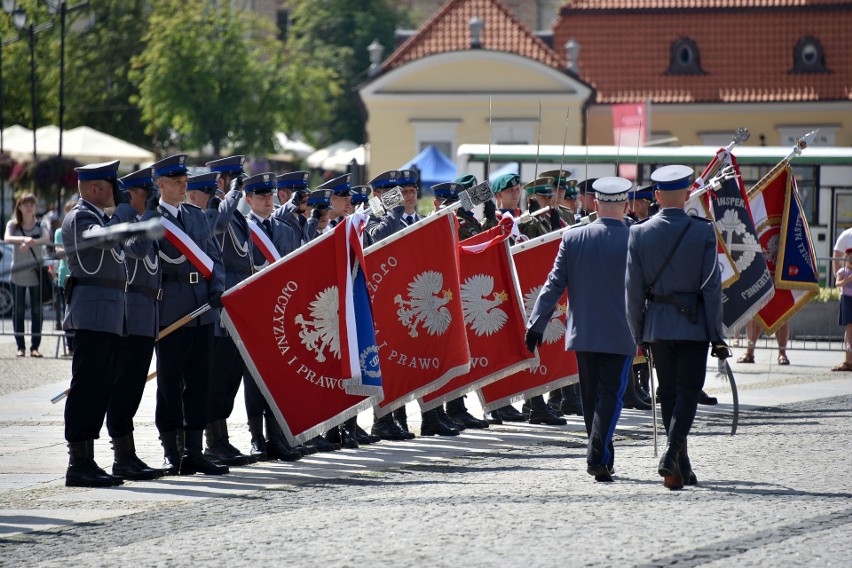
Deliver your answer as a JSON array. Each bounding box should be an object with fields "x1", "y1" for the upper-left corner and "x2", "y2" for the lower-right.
[{"x1": 4, "y1": 193, "x2": 51, "y2": 357}]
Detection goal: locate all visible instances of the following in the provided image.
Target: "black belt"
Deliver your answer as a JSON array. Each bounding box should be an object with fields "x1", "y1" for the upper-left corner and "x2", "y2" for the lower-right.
[
  {"x1": 127, "y1": 284, "x2": 163, "y2": 300},
  {"x1": 648, "y1": 294, "x2": 703, "y2": 304},
  {"x1": 226, "y1": 267, "x2": 252, "y2": 276},
  {"x1": 162, "y1": 271, "x2": 202, "y2": 284},
  {"x1": 72, "y1": 277, "x2": 127, "y2": 292}
]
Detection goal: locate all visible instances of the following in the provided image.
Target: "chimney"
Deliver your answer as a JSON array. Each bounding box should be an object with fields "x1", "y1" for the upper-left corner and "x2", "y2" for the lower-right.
[
  {"x1": 469, "y1": 16, "x2": 484, "y2": 49},
  {"x1": 565, "y1": 38, "x2": 580, "y2": 74}
]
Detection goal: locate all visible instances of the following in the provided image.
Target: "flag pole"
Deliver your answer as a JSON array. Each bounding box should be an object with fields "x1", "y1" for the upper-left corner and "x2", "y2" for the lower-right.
[
  {"x1": 533, "y1": 98, "x2": 542, "y2": 182},
  {"x1": 747, "y1": 129, "x2": 817, "y2": 199}
]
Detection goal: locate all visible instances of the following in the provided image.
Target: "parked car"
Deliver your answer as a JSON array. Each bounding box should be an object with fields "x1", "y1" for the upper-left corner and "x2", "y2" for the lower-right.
[{"x1": 0, "y1": 242, "x2": 13, "y2": 318}]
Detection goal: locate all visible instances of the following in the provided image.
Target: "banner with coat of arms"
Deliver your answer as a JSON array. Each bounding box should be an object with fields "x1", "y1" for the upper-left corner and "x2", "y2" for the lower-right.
[
  {"x1": 478, "y1": 229, "x2": 579, "y2": 413},
  {"x1": 419, "y1": 226, "x2": 536, "y2": 411},
  {"x1": 364, "y1": 208, "x2": 471, "y2": 416},
  {"x1": 221, "y1": 217, "x2": 381, "y2": 445}
]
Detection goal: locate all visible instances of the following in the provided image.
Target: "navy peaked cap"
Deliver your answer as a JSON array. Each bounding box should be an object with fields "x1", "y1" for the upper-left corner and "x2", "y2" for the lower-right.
[
  {"x1": 75, "y1": 160, "x2": 120, "y2": 181},
  {"x1": 152, "y1": 154, "x2": 189, "y2": 178},
  {"x1": 205, "y1": 155, "x2": 245, "y2": 175},
  {"x1": 119, "y1": 167, "x2": 154, "y2": 190}
]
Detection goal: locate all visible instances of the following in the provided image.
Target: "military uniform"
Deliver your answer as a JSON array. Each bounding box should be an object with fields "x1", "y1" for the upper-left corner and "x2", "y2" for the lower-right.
[
  {"x1": 153, "y1": 154, "x2": 228, "y2": 476},
  {"x1": 625, "y1": 165, "x2": 725, "y2": 489},
  {"x1": 62, "y1": 160, "x2": 151, "y2": 487},
  {"x1": 272, "y1": 171, "x2": 312, "y2": 246},
  {"x1": 528, "y1": 177, "x2": 637, "y2": 481}
]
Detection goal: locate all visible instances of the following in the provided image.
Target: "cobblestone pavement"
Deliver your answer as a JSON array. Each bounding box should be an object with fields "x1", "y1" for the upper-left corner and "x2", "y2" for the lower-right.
[{"x1": 1, "y1": 334, "x2": 852, "y2": 566}]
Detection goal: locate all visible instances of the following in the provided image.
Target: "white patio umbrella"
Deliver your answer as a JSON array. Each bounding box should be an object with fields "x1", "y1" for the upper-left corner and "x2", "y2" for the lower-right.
[
  {"x1": 320, "y1": 144, "x2": 367, "y2": 173},
  {"x1": 273, "y1": 132, "x2": 315, "y2": 160},
  {"x1": 306, "y1": 139, "x2": 357, "y2": 169},
  {"x1": 37, "y1": 126, "x2": 155, "y2": 163}
]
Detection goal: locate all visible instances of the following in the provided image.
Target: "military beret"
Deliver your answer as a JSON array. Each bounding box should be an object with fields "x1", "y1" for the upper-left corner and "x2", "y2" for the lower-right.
[
  {"x1": 651, "y1": 165, "x2": 694, "y2": 191},
  {"x1": 244, "y1": 172, "x2": 276, "y2": 194},
  {"x1": 75, "y1": 160, "x2": 120, "y2": 181},
  {"x1": 187, "y1": 172, "x2": 220, "y2": 194},
  {"x1": 592, "y1": 177, "x2": 632, "y2": 202},
  {"x1": 492, "y1": 173, "x2": 521, "y2": 193},
  {"x1": 317, "y1": 173, "x2": 352, "y2": 196},
  {"x1": 277, "y1": 171, "x2": 310, "y2": 190},
  {"x1": 454, "y1": 174, "x2": 478, "y2": 190},
  {"x1": 119, "y1": 167, "x2": 154, "y2": 190},
  {"x1": 205, "y1": 155, "x2": 245, "y2": 175},
  {"x1": 151, "y1": 154, "x2": 189, "y2": 178},
  {"x1": 524, "y1": 177, "x2": 555, "y2": 197}
]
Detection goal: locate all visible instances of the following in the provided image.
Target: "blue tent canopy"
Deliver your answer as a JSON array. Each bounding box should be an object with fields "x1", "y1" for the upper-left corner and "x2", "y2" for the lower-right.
[{"x1": 401, "y1": 145, "x2": 458, "y2": 191}]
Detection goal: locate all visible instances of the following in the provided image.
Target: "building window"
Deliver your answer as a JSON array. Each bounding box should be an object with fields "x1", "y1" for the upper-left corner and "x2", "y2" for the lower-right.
[
  {"x1": 411, "y1": 120, "x2": 461, "y2": 164},
  {"x1": 666, "y1": 38, "x2": 704, "y2": 75},
  {"x1": 276, "y1": 9, "x2": 289, "y2": 43},
  {"x1": 792, "y1": 37, "x2": 828, "y2": 73}
]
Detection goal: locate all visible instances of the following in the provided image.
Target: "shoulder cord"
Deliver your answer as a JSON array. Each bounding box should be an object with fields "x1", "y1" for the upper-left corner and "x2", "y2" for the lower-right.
[
  {"x1": 71, "y1": 213, "x2": 106, "y2": 276},
  {"x1": 224, "y1": 222, "x2": 249, "y2": 257}
]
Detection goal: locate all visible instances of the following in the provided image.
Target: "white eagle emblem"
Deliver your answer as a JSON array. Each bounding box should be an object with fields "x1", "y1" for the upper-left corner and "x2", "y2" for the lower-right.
[
  {"x1": 461, "y1": 274, "x2": 508, "y2": 337},
  {"x1": 294, "y1": 286, "x2": 341, "y2": 362},
  {"x1": 394, "y1": 271, "x2": 453, "y2": 337},
  {"x1": 524, "y1": 285, "x2": 565, "y2": 345}
]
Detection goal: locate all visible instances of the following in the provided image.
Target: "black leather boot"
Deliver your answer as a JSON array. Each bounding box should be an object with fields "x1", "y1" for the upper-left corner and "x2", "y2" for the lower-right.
[
  {"x1": 698, "y1": 390, "x2": 718, "y2": 406},
  {"x1": 66, "y1": 440, "x2": 119, "y2": 487},
  {"x1": 658, "y1": 440, "x2": 684, "y2": 490},
  {"x1": 371, "y1": 414, "x2": 408, "y2": 441},
  {"x1": 304, "y1": 435, "x2": 341, "y2": 452},
  {"x1": 393, "y1": 406, "x2": 416, "y2": 439},
  {"x1": 560, "y1": 384, "x2": 583, "y2": 416},
  {"x1": 679, "y1": 438, "x2": 697, "y2": 486},
  {"x1": 266, "y1": 419, "x2": 303, "y2": 461},
  {"x1": 623, "y1": 373, "x2": 652, "y2": 410},
  {"x1": 247, "y1": 416, "x2": 268, "y2": 461},
  {"x1": 495, "y1": 404, "x2": 526, "y2": 422},
  {"x1": 180, "y1": 430, "x2": 229, "y2": 475},
  {"x1": 484, "y1": 410, "x2": 503, "y2": 425},
  {"x1": 546, "y1": 390, "x2": 565, "y2": 415},
  {"x1": 336, "y1": 419, "x2": 360, "y2": 449},
  {"x1": 350, "y1": 417, "x2": 380, "y2": 444},
  {"x1": 436, "y1": 406, "x2": 465, "y2": 431},
  {"x1": 421, "y1": 408, "x2": 459, "y2": 436},
  {"x1": 446, "y1": 397, "x2": 489, "y2": 429},
  {"x1": 112, "y1": 433, "x2": 162, "y2": 480},
  {"x1": 529, "y1": 395, "x2": 567, "y2": 425},
  {"x1": 220, "y1": 420, "x2": 255, "y2": 464},
  {"x1": 87, "y1": 439, "x2": 124, "y2": 485},
  {"x1": 159, "y1": 430, "x2": 181, "y2": 476},
  {"x1": 205, "y1": 420, "x2": 252, "y2": 466}
]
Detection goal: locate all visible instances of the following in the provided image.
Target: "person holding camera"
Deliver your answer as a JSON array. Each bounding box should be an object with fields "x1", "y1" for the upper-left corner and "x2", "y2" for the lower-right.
[{"x1": 625, "y1": 165, "x2": 729, "y2": 490}]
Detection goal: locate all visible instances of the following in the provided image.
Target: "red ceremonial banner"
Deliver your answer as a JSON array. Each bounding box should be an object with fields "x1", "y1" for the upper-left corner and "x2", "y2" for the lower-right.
[
  {"x1": 365, "y1": 208, "x2": 471, "y2": 416},
  {"x1": 419, "y1": 231, "x2": 536, "y2": 411},
  {"x1": 221, "y1": 221, "x2": 378, "y2": 445},
  {"x1": 478, "y1": 230, "x2": 579, "y2": 413}
]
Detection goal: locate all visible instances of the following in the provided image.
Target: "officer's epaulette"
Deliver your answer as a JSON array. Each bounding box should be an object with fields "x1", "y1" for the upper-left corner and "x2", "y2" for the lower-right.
[{"x1": 183, "y1": 203, "x2": 201, "y2": 210}]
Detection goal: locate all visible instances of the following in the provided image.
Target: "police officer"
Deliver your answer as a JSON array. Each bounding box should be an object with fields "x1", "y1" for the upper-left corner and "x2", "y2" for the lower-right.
[
  {"x1": 625, "y1": 165, "x2": 729, "y2": 490},
  {"x1": 106, "y1": 167, "x2": 163, "y2": 481},
  {"x1": 627, "y1": 184, "x2": 655, "y2": 223},
  {"x1": 322, "y1": 173, "x2": 354, "y2": 231},
  {"x1": 62, "y1": 160, "x2": 149, "y2": 487},
  {"x1": 527, "y1": 177, "x2": 637, "y2": 482},
  {"x1": 575, "y1": 178, "x2": 598, "y2": 219},
  {"x1": 273, "y1": 171, "x2": 312, "y2": 244},
  {"x1": 241, "y1": 172, "x2": 305, "y2": 461},
  {"x1": 153, "y1": 154, "x2": 228, "y2": 476}
]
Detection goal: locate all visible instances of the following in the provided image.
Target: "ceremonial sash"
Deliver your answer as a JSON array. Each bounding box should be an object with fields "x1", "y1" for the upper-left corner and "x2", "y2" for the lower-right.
[
  {"x1": 477, "y1": 230, "x2": 579, "y2": 412},
  {"x1": 248, "y1": 220, "x2": 281, "y2": 264},
  {"x1": 220, "y1": 219, "x2": 380, "y2": 445},
  {"x1": 161, "y1": 216, "x2": 214, "y2": 280},
  {"x1": 365, "y1": 208, "x2": 471, "y2": 416}
]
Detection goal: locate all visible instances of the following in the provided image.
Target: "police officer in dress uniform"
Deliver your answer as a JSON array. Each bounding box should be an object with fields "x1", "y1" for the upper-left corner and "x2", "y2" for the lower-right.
[
  {"x1": 153, "y1": 154, "x2": 228, "y2": 476},
  {"x1": 106, "y1": 167, "x2": 164, "y2": 481},
  {"x1": 62, "y1": 160, "x2": 152, "y2": 487},
  {"x1": 527, "y1": 177, "x2": 637, "y2": 482},
  {"x1": 273, "y1": 171, "x2": 312, "y2": 245},
  {"x1": 576, "y1": 178, "x2": 598, "y2": 220},
  {"x1": 321, "y1": 173, "x2": 353, "y2": 232},
  {"x1": 365, "y1": 170, "x2": 421, "y2": 441},
  {"x1": 625, "y1": 165, "x2": 730, "y2": 490}
]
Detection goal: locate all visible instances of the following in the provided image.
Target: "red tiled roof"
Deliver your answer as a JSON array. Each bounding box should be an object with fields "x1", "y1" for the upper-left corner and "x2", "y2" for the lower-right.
[
  {"x1": 381, "y1": 0, "x2": 563, "y2": 73},
  {"x1": 554, "y1": 1, "x2": 852, "y2": 103}
]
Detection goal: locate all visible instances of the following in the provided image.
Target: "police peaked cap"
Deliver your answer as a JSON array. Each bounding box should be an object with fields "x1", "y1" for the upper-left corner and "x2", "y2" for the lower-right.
[
  {"x1": 317, "y1": 173, "x2": 352, "y2": 195},
  {"x1": 651, "y1": 165, "x2": 694, "y2": 191},
  {"x1": 205, "y1": 155, "x2": 245, "y2": 175},
  {"x1": 75, "y1": 160, "x2": 120, "y2": 181},
  {"x1": 152, "y1": 154, "x2": 189, "y2": 178},
  {"x1": 187, "y1": 172, "x2": 220, "y2": 194},
  {"x1": 119, "y1": 167, "x2": 154, "y2": 190},
  {"x1": 277, "y1": 171, "x2": 311, "y2": 189},
  {"x1": 244, "y1": 172, "x2": 276, "y2": 194}
]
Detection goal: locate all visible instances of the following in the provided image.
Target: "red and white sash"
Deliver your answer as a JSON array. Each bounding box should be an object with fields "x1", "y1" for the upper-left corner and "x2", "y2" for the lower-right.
[
  {"x1": 161, "y1": 216, "x2": 214, "y2": 280},
  {"x1": 248, "y1": 220, "x2": 280, "y2": 264}
]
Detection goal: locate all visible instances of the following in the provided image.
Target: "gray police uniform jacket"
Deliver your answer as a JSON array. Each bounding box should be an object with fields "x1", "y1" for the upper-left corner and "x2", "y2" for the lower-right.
[
  {"x1": 528, "y1": 217, "x2": 636, "y2": 357},
  {"x1": 272, "y1": 202, "x2": 309, "y2": 246},
  {"x1": 625, "y1": 207, "x2": 724, "y2": 345},
  {"x1": 246, "y1": 212, "x2": 298, "y2": 269},
  {"x1": 204, "y1": 188, "x2": 241, "y2": 236},
  {"x1": 125, "y1": 212, "x2": 162, "y2": 338},
  {"x1": 366, "y1": 205, "x2": 413, "y2": 243},
  {"x1": 212, "y1": 195, "x2": 253, "y2": 337},
  {"x1": 61, "y1": 200, "x2": 147, "y2": 335},
  {"x1": 157, "y1": 203, "x2": 225, "y2": 328}
]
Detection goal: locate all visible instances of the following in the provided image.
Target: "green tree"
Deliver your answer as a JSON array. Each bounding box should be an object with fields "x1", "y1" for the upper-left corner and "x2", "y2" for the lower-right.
[
  {"x1": 130, "y1": 0, "x2": 288, "y2": 157},
  {"x1": 287, "y1": 0, "x2": 413, "y2": 145}
]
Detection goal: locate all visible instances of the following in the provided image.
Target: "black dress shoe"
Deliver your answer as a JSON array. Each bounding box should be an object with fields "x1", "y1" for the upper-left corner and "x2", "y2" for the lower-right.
[
  {"x1": 294, "y1": 444, "x2": 317, "y2": 456},
  {"x1": 447, "y1": 409, "x2": 489, "y2": 429},
  {"x1": 679, "y1": 440, "x2": 698, "y2": 486},
  {"x1": 355, "y1": 424, "x2": 381, "y2": 444},
  {"x1": 587, "y1": 463, "x2": 614, "y2": 482},
  {"x1": 305, "y1": 435, "x2": 340, "y2": 452},
  {"x1": 698, "y1": 390, "x2": 718, "y2": 406},
  {"x1": 371, "y1": 415, "x2": 408, "y2": 441},
  {"x1": 495, "y1": 405, "x2": 526, "y2": 422},
  {"x1": 528, "y1": 404, "x2": 568, "y2": 426},
  {"x1": 420, "y1": 409, "x2": 459, "y2": 436},
  {"x1": 658, "y1": 444, "x2": 684, "y2": 490},
  {"x1": 267, "y1": 438, "x2": 303, "y2": 461},
  {"x1": 180, "y1": 451, "x2": 230, "y2": 475},
  {"x1": 484, "y1": 411, "x2": 503, "y2": 425}
]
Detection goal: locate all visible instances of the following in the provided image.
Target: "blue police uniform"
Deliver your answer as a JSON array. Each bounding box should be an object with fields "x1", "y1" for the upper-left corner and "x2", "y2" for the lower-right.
[
  {"x1": 528, "y1": 177, "x2": 637, "y2": 479},
  {"x1": 625, "y1": 164, "x2": 724, "y2": 489},
  {"x1": 365, "y1": 169, "x2": 419, "y2": 244},
  {"x1": 272, "y1": 171, "x2": 311, "y2": 246}
]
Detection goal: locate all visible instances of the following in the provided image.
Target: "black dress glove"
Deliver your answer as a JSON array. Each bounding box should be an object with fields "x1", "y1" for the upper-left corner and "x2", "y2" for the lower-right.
[
  {"x1": 229, "y1": 175, "x2": 244, "y2": 193},
  {"x1": 311, "y1": 206, "x2": 326, "y2": 220},
  {"x1": 113, "y1": 185, "x2": 130, "y2": 206},
  {"x1": 208, "y1": 290, "x2": 224, "y2": 309},
  {"x1": 525, "y1": 329, "x2": 543, "y2": 354},
  {"x1": 290, "y1": 190, "x2": 304, "y2": 207},
  {"x1": 527, "y1": 198, "x2": 541, "y2": 214},
  {"x1": 483, "y1": 200, "x2": 497, "y2": 222},
  {"x1": 711, "y1": 341, "x2": 731, "y2": 360},
  {"x1": 208, "y1": 195, "x2": 221, "y2": 210}
]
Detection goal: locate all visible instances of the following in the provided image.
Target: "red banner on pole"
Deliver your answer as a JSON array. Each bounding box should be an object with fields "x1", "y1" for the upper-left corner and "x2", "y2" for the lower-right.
[
  {"x1": 478, "y1": 230, "x2": 579, "y2": 413},
  {"x1": 221, "y1": 220, "x2": 378, "y2": 445},
  {"x1": 420, "y1": 230, "x2": 536, "y2": 411},
  {"x1": 365, "y1": 209, "x2": 471, "y2": 416}
]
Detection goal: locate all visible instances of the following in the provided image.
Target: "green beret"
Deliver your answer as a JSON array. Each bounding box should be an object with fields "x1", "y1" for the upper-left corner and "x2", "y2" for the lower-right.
[
  {"x1": 454, "y1": 174, "x2": 478, "y2": 189},
  {"x1": 492, "y1": 173, "x2": 521, "y2": 193}
]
